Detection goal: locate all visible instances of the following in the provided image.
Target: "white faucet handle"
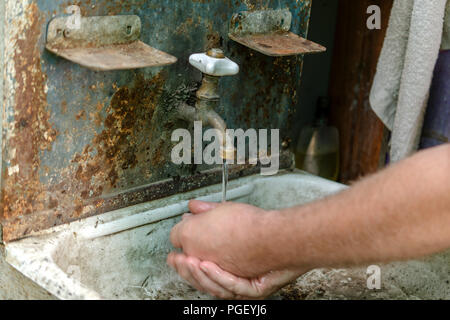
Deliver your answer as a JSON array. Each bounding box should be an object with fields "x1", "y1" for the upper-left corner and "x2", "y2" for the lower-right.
[{"x1": 189, "y1": 49, "x2": 239, "y2": 77}]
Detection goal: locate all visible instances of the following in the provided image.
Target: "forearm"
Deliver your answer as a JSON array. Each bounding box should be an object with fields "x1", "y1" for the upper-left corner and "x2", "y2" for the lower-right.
[{"x1": 267, "y1": 144, "x2": 450, "y2": 271}]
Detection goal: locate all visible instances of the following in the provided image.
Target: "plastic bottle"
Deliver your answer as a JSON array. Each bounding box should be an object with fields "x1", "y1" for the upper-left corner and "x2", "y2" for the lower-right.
[{"x1": 295, "y1": 97, "x2": 340, "y2": 181}]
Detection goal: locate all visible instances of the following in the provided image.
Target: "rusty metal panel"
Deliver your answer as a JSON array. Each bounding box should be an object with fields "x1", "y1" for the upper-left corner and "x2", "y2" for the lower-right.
[
  {"x1": 0, "y1": 1, "x2": 4, "y2": 243},
  {"x1": 0, "y1": 0, "x2": 312, "y2": 242}
]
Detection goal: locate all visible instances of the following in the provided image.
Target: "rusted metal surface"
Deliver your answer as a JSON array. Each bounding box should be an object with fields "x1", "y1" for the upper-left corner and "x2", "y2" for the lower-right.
[
  {"x1": 46, "y1": 15, "x2": 177, "y2": 71},
  {"x1": 229, "y1": 8, "x2": 325, "y2": 56},
  {"x1": 47, "y1": 41, "x2": 178, "y2": 71},
  {"x1": 0, "y1": 0, "x2": 312, "y2": 242},
  {"x1": 229, "y1": 31, "x2": 325, "y2": 57},
  {"x1": 1, "y1": 154, "x2": 294, "y2": 242}
]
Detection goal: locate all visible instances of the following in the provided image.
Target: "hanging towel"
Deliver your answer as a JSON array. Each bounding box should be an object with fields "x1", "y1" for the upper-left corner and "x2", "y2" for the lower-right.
[
  {"x1": 419, "y1": 50, "x2": 450, "y2": 149},
  {"x1": 370, "y1": 0, "x2": 448, "y2": 162}
]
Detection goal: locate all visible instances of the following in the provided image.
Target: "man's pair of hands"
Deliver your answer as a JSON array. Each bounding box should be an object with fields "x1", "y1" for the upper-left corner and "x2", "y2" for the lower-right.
[{"x1": 167, "y1": 200, "x2": 306, "y2": 299}]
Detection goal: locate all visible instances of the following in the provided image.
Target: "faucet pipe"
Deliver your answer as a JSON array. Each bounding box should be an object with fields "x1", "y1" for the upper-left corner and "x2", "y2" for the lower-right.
[{"x1": 176, "y1": 102, "x2": 235, "y2": 161}]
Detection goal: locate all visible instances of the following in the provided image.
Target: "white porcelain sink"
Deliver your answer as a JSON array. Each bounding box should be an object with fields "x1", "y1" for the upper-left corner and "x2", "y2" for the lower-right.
[{"x1": 2, "y1": 170, "x2": 449, "y2": 300}]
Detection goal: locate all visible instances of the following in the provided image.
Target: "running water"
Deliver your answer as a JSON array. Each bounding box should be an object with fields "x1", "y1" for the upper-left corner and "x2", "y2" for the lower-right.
[{"x1": 221, "y1": 162, "x2": 229, "y2": 203}]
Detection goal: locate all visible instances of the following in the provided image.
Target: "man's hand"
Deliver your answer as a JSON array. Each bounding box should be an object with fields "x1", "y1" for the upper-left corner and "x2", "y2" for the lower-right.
[
  {"x1": 169, "y1": 200, "x2": 287, "y2": 278},
  {"x1": 168, "y1": 200, "x2": 307, "y2": 299},
  {"x1": 167, "y1": 252, "x2": 304, "y2": 299}
]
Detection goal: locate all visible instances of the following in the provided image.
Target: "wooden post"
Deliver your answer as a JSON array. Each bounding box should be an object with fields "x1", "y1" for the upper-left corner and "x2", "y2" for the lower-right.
[{"x1": 329, "y1": 0, "x2": 393, "y2": 183}]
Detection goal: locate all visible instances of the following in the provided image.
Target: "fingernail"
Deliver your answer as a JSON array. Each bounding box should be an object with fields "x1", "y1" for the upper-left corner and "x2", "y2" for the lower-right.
[
  {"x1": 196, "y1": 201, "x2": 215, "y2": 211},
  {"x1": 182, "y1": 213, "x2": 193, "y2": 220},
  {"x1": 199, "y1": 264, "x2": 208, "y2": 273}
]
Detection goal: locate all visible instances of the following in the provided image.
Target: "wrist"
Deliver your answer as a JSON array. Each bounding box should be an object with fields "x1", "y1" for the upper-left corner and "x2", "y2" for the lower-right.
[
  {"x1": 256, "y1": 209, "x2": 300, "y2": 272},
  {"x1": 266, "y1": 206, "x2": 317, "y2": 273}
]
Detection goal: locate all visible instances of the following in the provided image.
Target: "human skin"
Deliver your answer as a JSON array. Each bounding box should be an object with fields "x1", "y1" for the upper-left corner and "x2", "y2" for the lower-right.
[{"x1": 168, "y1": 144, "x2": 450, "y2": 299}]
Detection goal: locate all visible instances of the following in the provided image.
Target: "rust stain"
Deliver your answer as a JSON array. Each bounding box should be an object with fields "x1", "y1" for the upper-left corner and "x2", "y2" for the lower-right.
[
  {"x1": 205, "y1": 22, "x2": 222, "y2": 50},
  {"x1": 175, "y1": 17, "x2": 200, "y2": 36},
  {"x1": 0, "y1": 2, "x2": 167, "y2": 241},
  {"x1": 1, "y1": 4, "x2": 58, "y2": 223},
  {"x1": 1, "y1": 71, "x2": 166, "y2": 241},
  {"x1": 53, "y1": 72, "x2": 167, "y2": 220},
  {"x1": 61, "y1": 100, "x2": 68, "y2": 114},
  {"x1": 52, "y1": 72, "x2": 167, "y2": 220},
  {"x1": 86, "y1": 73, "x2": 165, "y2": 188},
  {"x1": 75, "y1": 109, "x2": 87, "y2": 120},
  {"x1": 234, "y1": 48, "x2": 300, "y2": 129}
]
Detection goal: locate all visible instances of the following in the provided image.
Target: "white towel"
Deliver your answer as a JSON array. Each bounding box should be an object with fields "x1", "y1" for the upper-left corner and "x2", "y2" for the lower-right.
[{"x1": 370, "y1": 0, "x2": 448, "y2": 162}]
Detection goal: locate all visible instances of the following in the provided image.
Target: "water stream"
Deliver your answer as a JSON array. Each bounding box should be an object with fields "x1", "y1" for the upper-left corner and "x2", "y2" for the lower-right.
[{"x1": 221, "y1": 162, "x2": 229, "y2": 203}]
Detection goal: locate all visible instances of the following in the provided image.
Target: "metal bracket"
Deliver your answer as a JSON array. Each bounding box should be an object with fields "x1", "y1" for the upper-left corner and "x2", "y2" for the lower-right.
[
  {"x1": 229, "y1": 9, "x2": 326, "y2": 57},
  {"x1": 46, "y1": 15, "x2": 177, "y2": 71}
]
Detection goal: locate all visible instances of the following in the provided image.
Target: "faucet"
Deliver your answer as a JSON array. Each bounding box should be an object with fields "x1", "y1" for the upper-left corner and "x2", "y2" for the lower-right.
[{"x1": 176, "y1": 48, "x2": 239, "y2": 160}]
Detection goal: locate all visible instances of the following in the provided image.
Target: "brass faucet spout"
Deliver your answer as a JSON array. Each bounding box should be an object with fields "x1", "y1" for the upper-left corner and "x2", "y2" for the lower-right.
[{"x1": 176, "y1": 102, "x2": 235, "y2": 161}]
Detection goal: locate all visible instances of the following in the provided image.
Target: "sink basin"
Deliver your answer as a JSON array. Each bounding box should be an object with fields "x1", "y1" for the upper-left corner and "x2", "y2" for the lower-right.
[{"x1": 2, "y1": 170, "x2": 449, "y2": 300}]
